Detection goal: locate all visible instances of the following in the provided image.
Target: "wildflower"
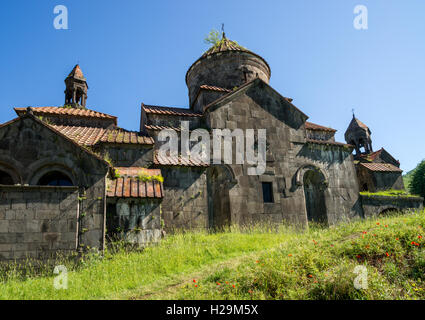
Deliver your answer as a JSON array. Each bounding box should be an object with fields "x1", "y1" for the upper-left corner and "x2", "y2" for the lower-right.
[
  {"x1": 193, "y1": 279, "x2": 196, "y2": 283},
  {"x1": 288, "y1": 254, "x2": 292, "y2": 257},
  {"x1": 376, "y1": 222, "x2": 380, "y2": 225},
  {"x1": 195, "y1": 285, "x2": 198, "y2": 288},
  {"x1": 365, "y1": 245, "x2": 370, "y2": 249},
  {"x1": 362, "y1": 231, "x2": 367, "y2": 234},
  {"x1": 248, "y1": 290, "x2": 253, "y2": 294},
  {"x1": 232, "y1": 284, "x2": 236, "y2": 288},
  {"x1": 419, "y1": 236, "x2": 423, "y2": 239},
  {"x1": 216, "y1": 282, "x2": 221, "y2": 286},
  {"x1": 385, "y1": 225, "x2": 388, "y2": 228},
  {"x1": 308, "y1": 274, "x2": 313, "y2": 278},
  {"x1": 255, "y1": 260, "x2": 259, "y2": 263},
  {"x1": 314, "y1": 280, "x2": 318, "y2": 283},
  {"x1": 386, "y1": 252, "x2": 390, "y2": 257},
  {"x1": 225, "y1": 281, "x2": 229, "y2": 284},
  {"x1": 356, "y1": 255, "x2": 362, "y2": 259},
  {"x1": 330, "y1": 244, "x2": 334, "y2": 247},
  {"x1": 396, "y1": 238, "x2": 399, "y2": 241}
]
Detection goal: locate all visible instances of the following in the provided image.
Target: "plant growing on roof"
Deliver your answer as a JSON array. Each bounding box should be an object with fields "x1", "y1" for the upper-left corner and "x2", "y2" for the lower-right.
[
  {"x1": 204, "y1": 29, "x2": 221, "y2": 46},
  {"x1": 137, "y1": 170, "x2": 164, "y2": 183}
]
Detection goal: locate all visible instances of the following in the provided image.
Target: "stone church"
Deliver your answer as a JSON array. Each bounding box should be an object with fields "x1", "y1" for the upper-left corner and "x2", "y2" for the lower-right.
[{"x1": 0, "y1": 33, "x2": 422, "y2": 261}]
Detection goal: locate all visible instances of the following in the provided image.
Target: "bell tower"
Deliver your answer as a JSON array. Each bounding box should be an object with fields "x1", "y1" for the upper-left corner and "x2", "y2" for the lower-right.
[
  {"x1": 344, "y1": 114, "x2": 373, "y2": 155},
  {"x1": 64, "y1": 64, "x2": 88, "y2": 108}
]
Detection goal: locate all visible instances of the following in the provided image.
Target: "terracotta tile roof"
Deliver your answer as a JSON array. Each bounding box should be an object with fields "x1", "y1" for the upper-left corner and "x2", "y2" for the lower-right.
[
  {"x1": 107, "y1": 168, "x2": 163, "y2": 199},
  {"x1": 354, "y1": 118, "x2": 369, "y2": 129},
  {"x1": 154, "y1": 151, "x2": 209, "y2": 167},
  {"x1": 306, "y1": 139, "x2": 353, "y2": 148},
  {"x1": 51, "y1": 125, "x2": 106, "y2": 146},
  {"x1": 305, "y1": 122, "x2": 336, "y2": 132},
  {"x1": 360, "y1": 162, "x2": 402, "y2": 173},
  {"x1": 358, "y1": 149, "x2": 383, "y2": 162},
  {"x1": 14, "y1": 107, "x2": 116, "y2": 121},
  {"x1": 99, "y1": 128, "x2": 154, "y2": 145},
  {"x1": 67, "y1": 64, "x2": 85, "y2": 80},
  {"x1": 145, "y1": 124, "x2": 181, "y2": 131},
  {"x1": 142, "y1": 104, "x2": 203, "y2": 117},
  {"x1": 199, "y1": 85, "x2": 232, "y2": 93},
  {"x1": 50, "y1": 125, "x2": 154, "y2": 146}
]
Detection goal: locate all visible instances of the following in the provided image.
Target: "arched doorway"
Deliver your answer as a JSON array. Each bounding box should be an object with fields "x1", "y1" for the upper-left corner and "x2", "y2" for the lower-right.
[
  {"x1": 0, "y1": 170, "x2": 14, "y2": 185},
  {"x1": 207, "y1": 165, "x2": 235, "y2": 229},
  {"x1": 303, "y1": 169, "x2": 327, "y2": 225},
  {"x1": 37, "y1": 171, "x2": 74, "y2": 186}
]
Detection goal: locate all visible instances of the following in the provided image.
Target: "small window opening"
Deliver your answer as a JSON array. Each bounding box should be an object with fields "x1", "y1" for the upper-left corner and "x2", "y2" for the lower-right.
[{"x1": 262, "y1": 182, "x2": 274, "y2": 203}]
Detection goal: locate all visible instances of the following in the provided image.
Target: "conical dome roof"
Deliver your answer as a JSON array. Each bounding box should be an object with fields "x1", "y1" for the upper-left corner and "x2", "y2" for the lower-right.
[
  {"x1": 200, "y1": 34, "x2": 249, "y2": 58},
  {"x1": 186, "y1": 33, "x2": 271, "y2": 83},
  {"x1": 67, "y1": 64, "x2": 86, "y2": 81}
]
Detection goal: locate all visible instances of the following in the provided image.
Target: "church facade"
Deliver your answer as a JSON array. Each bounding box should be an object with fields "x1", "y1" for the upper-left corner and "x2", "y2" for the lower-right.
[{"x1": 0, "y1": 34, "x2": 422, "y2": 261}]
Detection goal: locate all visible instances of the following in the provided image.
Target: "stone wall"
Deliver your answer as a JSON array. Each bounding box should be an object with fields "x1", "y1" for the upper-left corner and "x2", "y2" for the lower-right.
[
  {"x1": 356, "y1": 165, "x2": 404, "y2": 192},
  {"x1": 0, "y1": 115, "x2": 109, "y2": 252},
  {"x1": 106, "y1": 198, "x2": 162, "y2": 246},
  {"x1": 361, "y1": 194, "x2": 423, "y2": 218},
  {"x1": 205, "y1": 79, "x2": 362, "y2": 227},
  {"x1": 0, "y1": 186, "x2": 79, "y2": 261},
  {"x1": 158, "y1": 167, "x2": 208, "y2": 231},
  {"x1": 100, "y1": 144, "x2": 153, "y2": 167}
]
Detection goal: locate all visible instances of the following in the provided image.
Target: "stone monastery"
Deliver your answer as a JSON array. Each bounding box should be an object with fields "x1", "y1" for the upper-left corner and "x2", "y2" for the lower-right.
[{"x1": 0, "y1": 33, "x2": 422, "y2": 261}]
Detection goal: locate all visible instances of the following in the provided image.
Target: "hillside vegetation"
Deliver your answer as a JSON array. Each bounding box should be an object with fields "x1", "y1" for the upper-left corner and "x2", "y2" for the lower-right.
[{"x1": 1, "y1": 210, "x2": 425, "y2": 300}]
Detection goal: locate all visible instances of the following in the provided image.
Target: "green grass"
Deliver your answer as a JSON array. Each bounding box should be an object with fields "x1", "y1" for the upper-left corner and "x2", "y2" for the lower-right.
[
  {"x1": 360, "y1": 189, "x2": 418, "y2": 198},
  {"x1": 1, "y1": 211, "x2": 425, "y2": 300}
]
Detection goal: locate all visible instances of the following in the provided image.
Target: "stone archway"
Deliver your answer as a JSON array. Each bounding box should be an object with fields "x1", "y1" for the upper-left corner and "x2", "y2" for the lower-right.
[
  {"x1": 207, "y1": 165, "x2": 236, "y2": 229},
  {"x1": 303, "y1": 169, "x2": 328, "y2": 225}
]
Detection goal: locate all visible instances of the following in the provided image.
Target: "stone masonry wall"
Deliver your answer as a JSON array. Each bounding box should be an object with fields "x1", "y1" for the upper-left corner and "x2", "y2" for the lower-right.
[
  {"x1": 158, "y1": 167, "x2": 208, "y2": 231},
  {"x1": 361, "y1": 194, "x2": 423, "y2": 218},
  {"x1": 0, "y1": 115, "x2": 109, "y2": 252},
  {"x1": 0, "y1": 186, "x2": 79, "y2": 261}
]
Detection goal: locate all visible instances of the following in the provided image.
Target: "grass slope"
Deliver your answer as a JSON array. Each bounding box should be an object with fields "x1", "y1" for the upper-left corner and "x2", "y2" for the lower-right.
[{"x1": 1, "y1": 211, "x2": 425, "y2": 300}]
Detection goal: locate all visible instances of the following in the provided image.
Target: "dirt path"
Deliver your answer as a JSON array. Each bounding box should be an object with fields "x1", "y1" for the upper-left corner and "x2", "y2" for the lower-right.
[{"x1": 110, "y1": 251, "x2": 262, "y2": 300}]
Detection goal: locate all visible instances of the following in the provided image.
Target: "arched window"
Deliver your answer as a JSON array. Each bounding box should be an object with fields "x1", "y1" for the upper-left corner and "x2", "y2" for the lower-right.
[
  {"x1": 38, "y1": 171, "x2": 73, "y2": 186},
  {"x1": 0, "y1": 170, "x2": 14, "y2": 185}
]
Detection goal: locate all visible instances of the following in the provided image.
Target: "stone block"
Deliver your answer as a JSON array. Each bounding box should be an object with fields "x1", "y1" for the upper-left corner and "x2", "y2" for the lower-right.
[{"x1": 8, "y1": 220, "x2": 24, "y2": 233}]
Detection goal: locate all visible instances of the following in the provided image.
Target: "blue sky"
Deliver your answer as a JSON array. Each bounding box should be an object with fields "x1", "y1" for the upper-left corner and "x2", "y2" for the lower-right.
[{"x1": 0, "y1": 0, "x2": 423, "y2": 172}]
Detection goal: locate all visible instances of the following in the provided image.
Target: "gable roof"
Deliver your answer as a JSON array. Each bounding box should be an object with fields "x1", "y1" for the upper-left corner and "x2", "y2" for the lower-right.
[
  {"x1": 357, "y1": 147, "x2": 400, "y2": 166},
  {"x1": 51, "y1": 125, "x2": 154, "y2": 146},
  {"x1": 2, "y1": 109, "x2": 110, "y2": 167},
  {"x1": 203, "y1": 78, "x2": 309, "y2": 120},
  {"x1": 153, "y1": 151, "x2": 209, "y2": 167},
  {"x1": 14, "y1": 106, "x2": 117, "y2": 124},
  {"x1": 360, "y1": 162, "x2": 402, "y2": 173},
  {"x1": 142, "y1": 104, "x2": 203, "y2": 117},
  {"x1": 305, "y1": 122, "x2": 336, "y2": 132},
  {"x1": 306, "y1": 139, "x2": 353, "y2": 148}
]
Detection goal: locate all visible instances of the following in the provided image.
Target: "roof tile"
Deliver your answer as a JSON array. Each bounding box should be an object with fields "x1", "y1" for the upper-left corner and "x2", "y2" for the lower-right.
[
  {"x1": 360, "y1": 162, "x2": 402, "y2": 172},
  {"x1": 142, "y1": 104, "x2": 203, "y2": 117}
]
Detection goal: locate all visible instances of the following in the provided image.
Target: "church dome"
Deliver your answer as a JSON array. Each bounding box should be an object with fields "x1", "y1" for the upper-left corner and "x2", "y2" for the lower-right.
[{"x1": 186, "y1": 33, "x2": 271, "y2": 107}]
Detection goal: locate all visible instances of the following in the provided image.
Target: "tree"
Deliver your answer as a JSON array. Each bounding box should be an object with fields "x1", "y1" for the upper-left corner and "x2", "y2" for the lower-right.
[
  {"x1": 409, "y1": 160, "x2": 425, "y2": 200},
  {"x1": 204, "y1": 29, "x2": 221, "y2": 46}
]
